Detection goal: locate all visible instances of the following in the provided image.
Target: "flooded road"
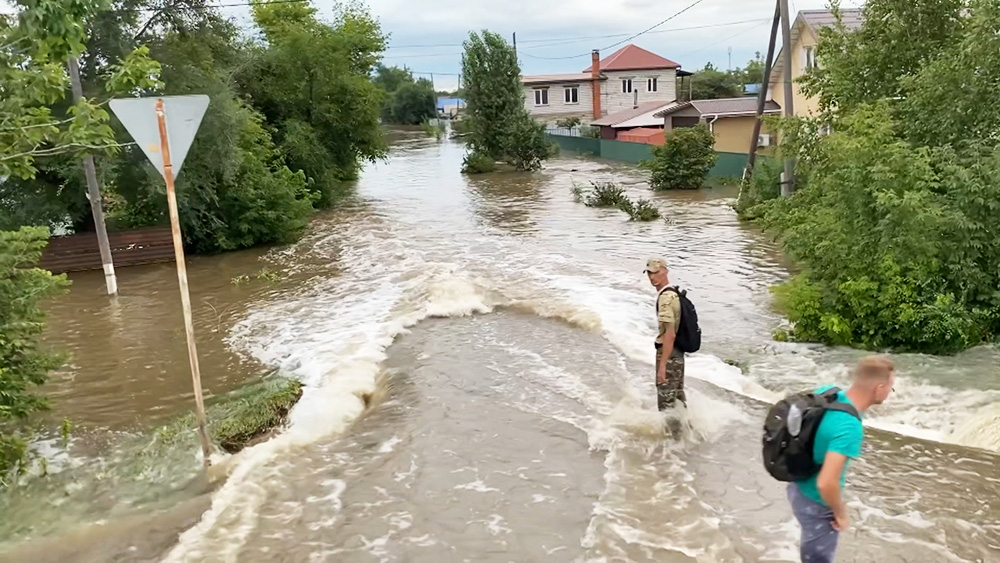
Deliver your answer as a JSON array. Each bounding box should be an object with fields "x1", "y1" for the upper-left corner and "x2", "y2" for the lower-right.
[{"x1": 2, "y1": 130, "x2": 999, "y2": 561}]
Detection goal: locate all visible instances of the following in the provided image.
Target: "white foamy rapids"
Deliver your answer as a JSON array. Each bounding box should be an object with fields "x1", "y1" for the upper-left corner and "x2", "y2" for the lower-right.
[{"x1": 167, "y1": 226, "x2": 500, "y2": 560}]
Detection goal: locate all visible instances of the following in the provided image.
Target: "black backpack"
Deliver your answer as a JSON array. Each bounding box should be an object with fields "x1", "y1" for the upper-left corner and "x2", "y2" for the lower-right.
[
  {"x1": 762, "y1": 387, "x2": 860, "y2": 482},
  {"x1": 661, "y1": 287, "x2": 701, "y2": 353}
]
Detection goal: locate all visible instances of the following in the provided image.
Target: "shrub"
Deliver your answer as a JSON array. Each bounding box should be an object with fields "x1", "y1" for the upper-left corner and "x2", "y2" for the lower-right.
[
  {"x1": 421, "y1": 119, "x2": 445, "y2": 140},
  {"x1": 618, "y1": 197, "x2": 661, "y2": 222},
  {"x1": 582, "y1": 181, "x2": 627, "y2": 208},
  {"x1": 757, "y1": 104, "x2": 1000, "y2": 354},
  {"x1": 580, "y1": 125, "x2": 601, "y2": 139},
  {"x1": 642, "y1": 125, "x2": 717, "y2": 190},
  {"x1": 734, "y1": 157, "x2": 783, "y2": 220},
  {"x1": 0, "y1": 227, "x2": 70, "y2": 483},
  {"x1": 461, "y1": 151, "x2": 497, "y2": 174},
  {"x1": 555, "y1": 116, "x2": 581, "y2": 129}
]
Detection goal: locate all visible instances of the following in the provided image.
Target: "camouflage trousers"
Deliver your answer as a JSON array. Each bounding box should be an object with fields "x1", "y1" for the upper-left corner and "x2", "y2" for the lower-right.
[{"x1": 655, "y1": 346, "x2": 686, "y2": 410}]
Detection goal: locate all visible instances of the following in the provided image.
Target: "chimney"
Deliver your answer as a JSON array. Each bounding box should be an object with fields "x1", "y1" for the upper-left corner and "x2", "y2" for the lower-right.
[{"x1": 591, "y1": 50, "x2": 602, "y2": 119}]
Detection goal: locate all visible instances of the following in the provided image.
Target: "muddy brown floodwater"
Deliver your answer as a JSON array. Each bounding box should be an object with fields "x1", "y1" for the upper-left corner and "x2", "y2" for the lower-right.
[{"x1": 2, "y1": 129, "x2": 999, "y2": 562}]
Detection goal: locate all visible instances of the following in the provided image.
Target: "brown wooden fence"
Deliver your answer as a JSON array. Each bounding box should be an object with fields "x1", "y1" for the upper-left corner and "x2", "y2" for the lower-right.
[{"x1": 39, "y1": 228, "x2": 175, "y2": 274}]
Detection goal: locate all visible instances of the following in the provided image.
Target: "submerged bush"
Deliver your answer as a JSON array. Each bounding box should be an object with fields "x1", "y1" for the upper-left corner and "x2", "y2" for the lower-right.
[
  {"x1": 573, "y1": 181, "x2": 660, "y2": 221},
  {"x1": 642, "y1": 125, "x2": 717, "y2": 190},
  {"x1": 581, "y1": 181, "x2": 627, "y2": 207},
  {"x1": 618, "y1": 197, "x2": 661, "y2": 222},
  {"x1": 461, "y1": 151, "x2": 497, "y2": 174}
]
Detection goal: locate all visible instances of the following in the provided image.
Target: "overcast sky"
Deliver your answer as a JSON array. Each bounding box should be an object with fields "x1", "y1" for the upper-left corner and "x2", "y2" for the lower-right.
[
  {"x1": 348, "y1": 0, "x2": 859, "y2": 91},
  {"x1": 4, "y1": 0, "x2": 860, "y2": 92}
]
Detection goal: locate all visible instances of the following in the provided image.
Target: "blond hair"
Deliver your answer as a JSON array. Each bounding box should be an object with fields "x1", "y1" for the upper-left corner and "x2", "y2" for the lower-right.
[{"x1": 853, "y1": 355, "x2": 895, "y2": 384}]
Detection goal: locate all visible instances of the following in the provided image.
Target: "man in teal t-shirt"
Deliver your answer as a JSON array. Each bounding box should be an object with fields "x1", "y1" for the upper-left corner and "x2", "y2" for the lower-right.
[{"x1": 787, "y1": 356, "x2": 896, "y2": 563}]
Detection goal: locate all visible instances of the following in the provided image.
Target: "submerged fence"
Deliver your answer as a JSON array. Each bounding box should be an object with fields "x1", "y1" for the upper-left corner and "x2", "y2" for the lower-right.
[
  {"x1": 546, "y1": 134, "x2": 750, "y2": 178},
  {"x1": 39, "y1": 227, "x2": 175, "y2": 274}
]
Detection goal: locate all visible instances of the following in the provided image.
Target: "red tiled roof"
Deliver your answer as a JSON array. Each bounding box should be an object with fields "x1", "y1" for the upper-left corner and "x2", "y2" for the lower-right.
[{"x1": 582, "y1": 44, "x2": 681, "y2": 73}]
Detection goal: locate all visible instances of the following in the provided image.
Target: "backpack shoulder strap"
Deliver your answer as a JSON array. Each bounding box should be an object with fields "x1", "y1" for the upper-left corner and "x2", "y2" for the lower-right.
[{"x1": 826, "y1": 402, "x2": 861, "y2": 420}]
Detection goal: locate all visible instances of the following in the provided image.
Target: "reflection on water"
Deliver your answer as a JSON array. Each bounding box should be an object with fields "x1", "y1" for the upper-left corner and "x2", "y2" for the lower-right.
[{"x1": 2, "y1": 130, "x2": 998, "y2": 562}]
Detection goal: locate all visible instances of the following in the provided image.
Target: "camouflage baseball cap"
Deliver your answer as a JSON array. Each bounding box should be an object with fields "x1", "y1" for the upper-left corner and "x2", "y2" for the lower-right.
[{"x1": 644, "y1": 258, "x2": 667, "y2": 273}]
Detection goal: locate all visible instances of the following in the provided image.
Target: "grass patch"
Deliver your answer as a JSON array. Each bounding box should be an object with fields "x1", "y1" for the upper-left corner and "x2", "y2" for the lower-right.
[
  {"x1": 421, "y1": 119, "x2": 445, "y2": 140},
  {"x1": 208, "y1": 377, "x2": 303, "y2": 453},
  {"x1": 144, "y1": 376, "x2": 303, "y2": 455}
]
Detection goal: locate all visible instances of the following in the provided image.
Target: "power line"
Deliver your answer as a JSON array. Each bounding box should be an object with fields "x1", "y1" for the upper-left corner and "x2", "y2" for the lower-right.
[
  {"x1": 677, "y1": 19, "x2": 770, "y2": 58},
  {"x1": 383, "y1": 20, "x2": 771, "y2": 61},
  {"x1": 518, "y1": 0, "x2": 709, "y2": 61},
  {"x1": 599, "y1": 0, "x2": 707, "y2": 52},
  {"x1": 518, "y1": 19, "x2": 769, "y2": 51}
]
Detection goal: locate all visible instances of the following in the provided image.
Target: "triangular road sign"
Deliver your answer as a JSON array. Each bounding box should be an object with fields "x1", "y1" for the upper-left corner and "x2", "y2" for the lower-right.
[{"x1": 109, "y1": 95, "x2": 210, "y2": 181}]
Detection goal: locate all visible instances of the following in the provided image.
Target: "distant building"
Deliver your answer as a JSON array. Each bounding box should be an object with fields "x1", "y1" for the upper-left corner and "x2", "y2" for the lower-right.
[
  {"x1": 521, "y1": 44, "x2": 690, "y2": 123},
  {"x1": 436, "y1": 96, "x2": 464, "y2": 117}
]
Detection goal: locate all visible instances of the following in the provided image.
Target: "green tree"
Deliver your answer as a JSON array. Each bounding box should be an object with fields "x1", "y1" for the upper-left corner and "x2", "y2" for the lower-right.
[
  {"x1": 0, "y1": 227, "x2": 70, "y2": 481},
  {"x1": 0, "y1": 0, "x2": 160, "y2": 231},
  {"x1": 374, "y1": 65, "x2": 437, "y2": 125},
  {"x1": 104, "y1": 9, "x2": 316, "y2": 253},
  {"x1": 685, "y1": 63, "x2": 743, "y2": 100},
  {"x1": 373, "y1": 64, "x2": 414, "y2": 94},
  {"x1": 241, "y1": 1, "x2": 388, "y2": 205},
  {"x1": 897, "y1": 0, "x2": 1000, "y2": 148},
  {"x1": 461, "y1": 30, "x2": 549, "y2": 172},
  {"x1": 388, "y1": 80, "x2": 436, "y2": 125},
  {"x1": 799, "y1": 0, "x2": 964, "y2": 116},
  {"x1": 642, "y1": 125, "x2": 717, "y2": 190},
  {"x1": 758, "y1": 105, "x2": 997, "y2": 353},
  {"x1": 741, "y1": 52, "x2": 765, "y2": 85}
]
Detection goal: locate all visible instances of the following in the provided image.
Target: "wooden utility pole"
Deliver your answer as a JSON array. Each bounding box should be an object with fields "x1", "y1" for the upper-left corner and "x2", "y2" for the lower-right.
[
  {"x1": 779, "y1": 0, "x2": 796, "y2": 196},
  {"x1": 155, "y1": 99, "x2": 212, "y2": 469},
  {"x1": 743, "y1": 2, "x2": 782, "y2": 182},
  {"x1": 67, "y1": 58, "x2": 118, "y2": 296},
  {"x1": 512, "y1": 32, "x2": 517, "y2": 58}
]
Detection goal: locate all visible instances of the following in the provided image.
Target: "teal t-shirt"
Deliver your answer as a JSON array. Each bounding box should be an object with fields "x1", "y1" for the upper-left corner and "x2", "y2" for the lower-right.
[{"x1": 795, "y1": 385, "x2": 864, "y2": 505}]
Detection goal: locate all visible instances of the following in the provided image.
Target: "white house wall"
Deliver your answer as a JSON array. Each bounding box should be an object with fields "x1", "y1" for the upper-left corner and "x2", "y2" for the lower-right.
[
  {"x1": 600, "y1": 70, "x2": 677, "y2": 114},
  {"x1": 523, "y1": 81, "x2": 596, "y2": 120}
]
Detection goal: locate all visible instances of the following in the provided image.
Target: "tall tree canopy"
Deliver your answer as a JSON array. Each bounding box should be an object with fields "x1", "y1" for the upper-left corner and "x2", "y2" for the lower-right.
[{"x1": 461, "y1": 31, "x2": 549, "y2": 172}]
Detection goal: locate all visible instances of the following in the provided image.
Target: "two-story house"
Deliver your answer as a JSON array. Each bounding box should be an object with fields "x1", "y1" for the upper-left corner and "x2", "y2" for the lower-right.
[
  {"x1": 768, "y1": 9, "x2": 863, "y2": 117},
  {"x1": 521, "y1": 44, "x2": 684, "y2": 122}
]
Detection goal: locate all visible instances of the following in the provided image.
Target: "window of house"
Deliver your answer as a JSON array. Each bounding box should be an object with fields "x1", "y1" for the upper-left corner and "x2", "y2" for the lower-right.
[
  {"x1": 804, "y1": 46, "x2": 817, "y2": 70},
  {"x1": 533, "y1": 88, "x2": 549, "y2": 106},
  {"x1": 622, "y1": 79, "x2": 633, "y2": 93},
  {"x1": 647, "y1": 77, "x2": 658, "y2": 92},
  {"x1": 564, "y1": 86, "x2": 579, "y2": 104}
]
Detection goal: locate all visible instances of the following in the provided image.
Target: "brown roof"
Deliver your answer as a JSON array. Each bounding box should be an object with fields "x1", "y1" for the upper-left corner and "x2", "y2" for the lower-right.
[
  {"x1": 653, "y1": 97, "x2": 781, "y2": 117},
  {"x1": 591, "y1": 101, "x2": 676, "y2": 127},
  {"x1": 521, "y1": 72, "x2": 598, "y2": 85},
  {"x1": 582, "y1": 44, "x2": 680, "y2": 73}
]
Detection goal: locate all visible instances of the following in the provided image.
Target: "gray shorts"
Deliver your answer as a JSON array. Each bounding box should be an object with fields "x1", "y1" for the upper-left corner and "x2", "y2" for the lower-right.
[{"x1": 787, "y1": 483, "x2": 839, "y2": 563}]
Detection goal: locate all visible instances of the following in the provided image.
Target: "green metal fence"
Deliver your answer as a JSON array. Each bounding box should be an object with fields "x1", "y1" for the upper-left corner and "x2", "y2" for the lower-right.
[
  {"x1": 547, "y1": 134, "x2": 752, "y2": 178},
  {"x1": 711, "y1": 152, "x2": 750, "y2": 178},
  {"x1": 548, "y1": 134, "x2": 600, "y2": 156},
  {"x1": 599, "y1": 139, "x2": 655, "y2": 164}
]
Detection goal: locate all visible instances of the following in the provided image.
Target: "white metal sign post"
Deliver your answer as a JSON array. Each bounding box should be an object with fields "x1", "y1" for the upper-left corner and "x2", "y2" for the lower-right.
[{"x1": 110, "y1": 95, "x2": 212, "y2": 468}]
